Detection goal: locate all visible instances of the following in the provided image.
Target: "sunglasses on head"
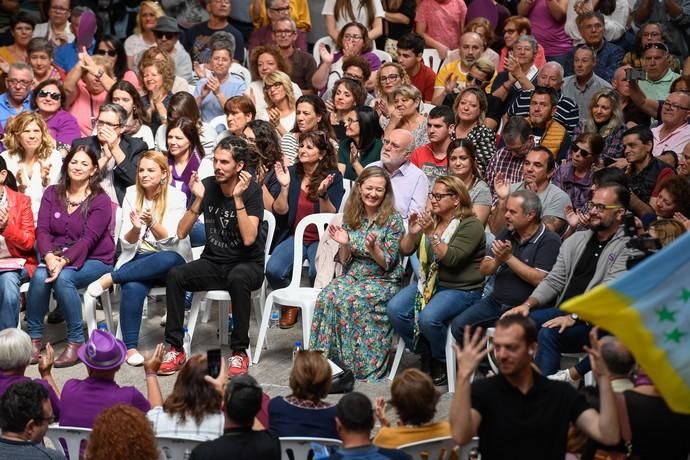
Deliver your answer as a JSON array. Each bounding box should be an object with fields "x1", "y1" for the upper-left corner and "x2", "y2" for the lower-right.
[
  {"x1": 94, "y1": 49, "x2": 117, "y2": 57},
  {"x1": 154, "y1": 31, "x2": 177, "y2": 40},
  {"x1": 571, "y1": 144, "x2": 592, "y2": 158},
  {"x1": 38, "y1": 90, "x2": 61, "y2": 100}
]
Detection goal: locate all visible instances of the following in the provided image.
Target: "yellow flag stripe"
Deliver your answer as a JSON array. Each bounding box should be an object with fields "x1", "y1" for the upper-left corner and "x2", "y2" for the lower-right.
[{"x1": 561, "y1": 286, "x2": 690, "y2": 414}]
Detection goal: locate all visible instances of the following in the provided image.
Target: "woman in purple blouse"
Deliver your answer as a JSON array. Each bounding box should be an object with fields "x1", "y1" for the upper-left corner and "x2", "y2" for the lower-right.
[
  {"x1": 26, "y1": 144, "x2": 115, "y2": 368},
  {"x1": 31, "y1": 79, "x2": 80, "y2": 153}
]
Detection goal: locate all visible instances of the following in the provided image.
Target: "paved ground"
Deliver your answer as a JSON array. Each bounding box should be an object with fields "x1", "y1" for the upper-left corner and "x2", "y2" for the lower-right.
[{"x1": 22, "y1": 295, "x2": 455, "y2": 427}]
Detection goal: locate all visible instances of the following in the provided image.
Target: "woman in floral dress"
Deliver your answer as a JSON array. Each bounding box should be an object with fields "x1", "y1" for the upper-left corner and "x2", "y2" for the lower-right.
[{"x1": 310, "y1": 166, "x2": 404, "y2": 380}]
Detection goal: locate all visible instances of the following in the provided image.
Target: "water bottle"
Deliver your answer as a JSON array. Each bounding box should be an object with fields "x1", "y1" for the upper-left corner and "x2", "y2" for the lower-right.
[
  {"x1": 292, "y1": 341, "x2": 302, "y2": 361},
  {"x1": 98, "y1": 323, "x2": 108, "y2": 332},
  {"x1": 269, "y1": 305, "x2": 280, "y2": 328},
  {"x1": 183, "y1": 327, "x2": 191, "y2": 356}
]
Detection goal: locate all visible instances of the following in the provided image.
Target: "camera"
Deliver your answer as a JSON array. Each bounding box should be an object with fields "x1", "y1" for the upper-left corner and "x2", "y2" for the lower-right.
[
  {"x1": 623, "y1": 212, "x2": 661, "y2": 269},
  {"x1": 624, "y1": 68, "x2": 648, "y2": 81}
]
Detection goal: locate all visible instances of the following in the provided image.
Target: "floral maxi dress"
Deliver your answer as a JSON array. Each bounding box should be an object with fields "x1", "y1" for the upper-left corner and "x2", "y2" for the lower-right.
[{"x1": 309, "y1": 213, "x2": 405, "y2": 380}]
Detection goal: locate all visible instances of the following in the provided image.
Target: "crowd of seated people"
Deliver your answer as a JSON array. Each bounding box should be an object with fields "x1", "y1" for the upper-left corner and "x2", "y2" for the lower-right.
[{"x1": 0, "y1": 1, "x2": 689, "y2": 458}]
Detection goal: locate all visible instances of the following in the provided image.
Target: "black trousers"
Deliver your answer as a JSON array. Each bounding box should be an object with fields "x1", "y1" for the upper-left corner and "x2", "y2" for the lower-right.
[{"x1": 165, "y1": 257, "x2": 264, "y2": 351}]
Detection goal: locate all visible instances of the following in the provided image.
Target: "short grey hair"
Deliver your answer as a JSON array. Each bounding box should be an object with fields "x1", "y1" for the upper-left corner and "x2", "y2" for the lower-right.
[
  {"x1": 209, "y1": 31, "x2": 236, "y2": 60},
  {"x1": 542, "y1": 61, "x2": 564, "y2": 80},
  {"x1": 8, "y1": 62, "x2": 33, "y2": 78},
  {"x1": 0, "y1": 328, "x2": 32, "y2": 370},
  {"x1": 99, "y1": 102, "x2": 128, "y2": 126},
  {"x1": 273, "y1": 17, "x2": 297, "y2": 32},
  {"x1": 510, "y1": 189, "x2": 542, "y2": 221},
  {"x1": 515, "y1": 34, "x2": 538, "y2": 55}
]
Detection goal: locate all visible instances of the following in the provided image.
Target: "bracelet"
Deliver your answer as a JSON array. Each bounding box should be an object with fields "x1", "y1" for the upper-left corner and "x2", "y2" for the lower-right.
[
  {"x1": 236, "y1": 206, "x2": 246, "y2": 211},
  {"x1": 318, "y1": 192, "x2": 328, "y2": 199},
  {"x1": 145, "y1": 372, "x2": 157, "y2": 378}
]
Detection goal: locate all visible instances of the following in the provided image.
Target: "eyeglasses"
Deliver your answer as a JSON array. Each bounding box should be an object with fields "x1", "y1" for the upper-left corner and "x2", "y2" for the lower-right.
[
  {"x1": 466, "y1": 74, "x2": 485, "y2": 85},
  {"x1": 94, "y1": 48, "x2": 117, "y2": 57},
  {"x1": 344, "y1": 117, "x2": 359, "y2": 125},
  {"x1": 428, "y1": 192, "x2": 455, "y2": 201},
  {"x1": 50, "y1": 6, "x2": 69, "y2": 12},
  {"x1": 96, "y1": 119, "x2": 121, "y2": 128},
  {"x1": 343, "y1": 34, "x2": 363, "y2": 41},
  {"x1": 379, "y1": 74, "x2": 400, "y2": 83},
  {"x1": 269, "y1": 6, "x2": 290, "y2": 13},
  {"x1": 266, "y1": 82, "x2": 283, "y2": 90},
  {"x1": 643, "y1": 42, "x2": 669, "y2": 53},
  {"x1": 154, "y1": 31, "x2": 178, "y2": 40},
  {"x1": 6, "y1": 78, "x2": 32, "y2": 87},
  {"x1": 272, "y1": 29, "x2": 294, "y2": 35},
  {"x1": 38, "y1": 90, "x2": 61, "y2": 100},
  {"x1": 586, "y1": 201, "x2": 621, "y2": 213},
  {"x1": 571, "y1": 144, "x2": 592, "y2": 158},
  {"x1": 663, "y1": 101, "x2": 690, "y2": 111}
]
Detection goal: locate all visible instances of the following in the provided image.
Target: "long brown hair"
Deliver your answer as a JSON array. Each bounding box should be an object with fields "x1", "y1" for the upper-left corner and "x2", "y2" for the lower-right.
[
  {"x1": 135, "y1": 151, "x2": 169, "y2": 223},
  {"x1": 56, "y1": 144, "x2": 104, "y2": 216},
  {"x1": 334, "y1": 2, "x2": 375, "y2": 29},
  {"x1": 297, "y1": 130, "x2": 339, "y2": 202},
  {"x1": 343, "y1": 166, "x2": 396, "y2": 228},
  {"x1": 162, "y1": 355, "x2": 223, "y2": 424}
]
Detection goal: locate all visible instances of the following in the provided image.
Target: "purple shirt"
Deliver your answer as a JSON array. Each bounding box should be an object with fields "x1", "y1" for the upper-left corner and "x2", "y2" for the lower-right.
[
  {"x1": 247, "y1": 25, "x2": 308, "y2": 52},
  {"x1": 59, "y1": 376, "x2": 150, "y2": 428},
  {"x1": 168, "y1": 151, "x2": 202, "y2": 206},
  {"x1": 44, "y1": 109, "x2": 81, "y2": 146},
  {"x1": 0, "y1": 374, "x2": 61, "y2": 420},
  {"x1": 530, "y1": 0, "x2": 572, "y2": 57},
  {"x1": 36, "y1": 186, "x2": 115, "y2": 268}
]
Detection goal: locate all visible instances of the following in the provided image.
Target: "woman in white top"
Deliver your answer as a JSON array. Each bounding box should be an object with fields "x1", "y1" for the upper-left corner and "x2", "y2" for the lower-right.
[
  {"x1": 105, "y1": 80, "x2": 155, "y2": 148},
  {"x1": 259, "y1": 70, "x2": 296, "y2": 136},
  {"x1": 322, "y1": 0, "x2": 385, "y2": 41},
  {"x1": 85, "y1": 150, "x2": 191, "y2": 366},
  {"x1": 248, "y1": 45, "x2": 302, "y2": 122},
  {"x1": 0, "y1": 111, "x2": 62, "y2": 220},
  {"x1": 124, "y1": 1, "x2": 165, "y2": 70}
]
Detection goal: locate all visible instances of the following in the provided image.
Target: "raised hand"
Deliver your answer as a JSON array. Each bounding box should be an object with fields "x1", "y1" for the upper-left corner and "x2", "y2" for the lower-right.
[
  {"x1": 319, "y1": 43, "x2": 334, "y2": 65},
  {"x1": 584, "y1": 327, "x2": 610, "y2": 379},
  {"x1": 16, "y1": 169, "x2": 27, "y2": 194},
  {"x1": 374, "y1": 99, "x2": 389, "y2": 118},
  {"x1": 444, "y1": 74, "x2": 458, "y2": 95},
  {"x1": 364, "y1": 232, "x2": 379, "y2": 251},
  {"x1": 317, "y1": 173, "x2": 335, "y2": 196},
  {"x1": 408, "y1": 212, "x2": 423, "y2": 235},
  {"x1": 274, "y1": 161, "x2": 290, "y2": 187},
  {"x1": 494, "y1": 173, "x2": 510, "y2": 200},
  {"x1": 0, "y1": 56, "x2": 9, "y2": 74},
  {"x1": 140, "y1": 208, "x2": 154, "y2": 227},
  {"x1": 40, "y1": 160, "x2": 52, "y2": 187},
  {"x1": 374, "y1": 396, "x2": 390, "y2": 427},
  {"x1": 674, "y1": 212, "x2": 690, "y2": 231},
  {"x1": 206, "y1": 75, "x2": 221, "y2": 95},
  {"x1": 328, "y1": 224, "x2": 350, "y2": 245},
  {"x1": 232, "y1": 170, "x2": 252, "y2": 198},
  {"x1": 130, "y1": 209, "x2": 143, "y2": 230},
  {"x1": 349, "y1": 143, "x2": 360, "y2": 165},
  {"x1": 0, "y1": 207, "x2": 9, "y2": 232},
  {"x1": 417, "y1": 210, "x2": 435, "y2": 236},
  {"x1": 189, "y1": 171, "x2": 205, "y2": 199},
  {"x1": 143, "y1": 343, "x2": 165, "y2": 375},
  {"x1": 491, "y1": 239, "x2": 513, "y2": 263},
  {"x1": 453, "y1": 325, "x2": 489, "y2": 381},
  {"x1": 204, "y1": 355, "x2": 228, "y2": 396},
  {"x1": 193, "y1": 61, "x2": 207, "y2": 79},
  {"x1": 268, "y1": 107, "x2": 282, "y2": 127},
  {"x1": 38, "y1": 343, "x2": 55, "y2": 377}
]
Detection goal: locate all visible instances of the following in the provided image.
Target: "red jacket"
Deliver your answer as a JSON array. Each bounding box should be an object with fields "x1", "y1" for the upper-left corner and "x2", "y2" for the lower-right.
[{"x1": 2, "y1": 187, "x2": 37, "y2": 276}]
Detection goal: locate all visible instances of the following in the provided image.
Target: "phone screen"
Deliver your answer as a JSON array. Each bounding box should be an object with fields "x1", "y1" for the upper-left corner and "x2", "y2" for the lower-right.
[{"x1": 207, "y1": 349, "x2": 221, "y2": 378}]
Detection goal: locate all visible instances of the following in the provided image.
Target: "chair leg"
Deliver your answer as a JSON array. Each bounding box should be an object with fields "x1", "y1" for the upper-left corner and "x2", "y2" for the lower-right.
[
  {"x1": 252, "y1": 293, "x2": 275, "y2": 364},
  {"x1": 219, "y1": 300, "x2": 229, "y2": 347},
  {"x1": 186, "y1": 292, "x2": 205, "y2": 354},
  {"x1": 301, "y1": 306, "x2": 313, "y2": 350},
  {"x1": 388, "y1": 336, "x2": 406, "y2": 381},
  {"x1": 83, "y1": 295, "x2": 98, "y2": 338},
  {"x1": 142, "y1": 295, "x2": 148, "y2": 319},
  {"x1": 446, "y1": 331, "x2": 456, "y2": 394},
  {"x1": 200, "y1": 298, "x2": 210, "y2": 323},
  {"x1": 101, "y1": 293, "x2": 114, "y2": 333}
]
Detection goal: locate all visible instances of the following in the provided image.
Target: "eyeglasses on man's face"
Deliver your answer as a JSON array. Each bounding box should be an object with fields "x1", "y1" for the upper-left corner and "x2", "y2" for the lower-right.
[{"x1": 586, "y1": 201, "x2": 620, "y2": 213}]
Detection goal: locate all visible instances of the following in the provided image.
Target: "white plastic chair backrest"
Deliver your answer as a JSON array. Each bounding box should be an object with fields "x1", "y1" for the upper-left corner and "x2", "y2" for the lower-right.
[
  {"x1": 230, "y1": 62, "x2": 251, "y2": 86},
  {"x1": 338, "y1": 181, "x2": 352, "y2": 213},
  {"x1": 398, "y1": 436, "x2": 459, "y2": 460},
  {"x1": 157, "y1": 436, "x2": 201, "y2": 460},
  {"x1": 313, "y1": 36, "x2": 337, "y2": 66},
  {"x1": 288, "y1": 213, "x2": 336, "y2": 288},
  {"x1": 44, "y1": 426, "x2": 91, "y2": 458},
  {"x1": 486, "y1": 327, "x2": 499, "y2": 374},
  {"x1": 372, "y1": 49, "x2": 393, "y2": 64},
  {"x1": 279, "y1": 437, "x2": 342, "y2": 460},
  {"x1": 263, "y1": 209, "x2": 277, "y2": 266},
  {"x1": 187, "y1": 84, "x2": 196, "y2": 94},
  {"x1": 209, "y1": 114, "x2": 228, "y2": 135},
  {"x1": 422, "y1": 48, "x2": 443, "y2": 73}
]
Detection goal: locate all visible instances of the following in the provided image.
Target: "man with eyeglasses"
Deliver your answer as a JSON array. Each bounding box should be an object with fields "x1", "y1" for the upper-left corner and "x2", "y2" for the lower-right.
[
  {"x1": 247, "y1": 0, "x2": 307, "y2": 52},
  {"x1": 502, "y1": 183, "x2": 635, "y2": 385},
  {"x1": 621, "y1": 125, "x2": 675, "y2": 204},
  {"x1": 564, "y1": 12, "x2": 623, "y2": 82},
  {"x1": 0, "y1": 381, "x2": 63, "y2": 459},
  {"x1": 72, "y1": 103, "x2": 148, "y2": 206},
  {"x1": 182, "y1": 0, "x2": 245, "y2": 64},
  {"x1": 651, "y1": 91, "x2": 690, "y2": 156},
  {"x1": 561, "y1": 44, "x2": 612, "y2": 116},
  {"x1": 266, "y1": 17, "x2": 314, "y2": 94},
  {"x1": 0, "y1": 63, "x2": 33, "y2": 128},
  {"x1": 33, "y1": 0, "x2": 74, "y2": 47},
  {"x1": 637, "y1": 42, "x2": 680, "y2": 102},
  {"x1": 138, "y1": 16, "x2": 195, "y2": 84}
]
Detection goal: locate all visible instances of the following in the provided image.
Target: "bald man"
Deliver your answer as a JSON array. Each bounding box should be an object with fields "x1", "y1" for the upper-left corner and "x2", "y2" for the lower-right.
[
  {"x1": 368, "y1": 129, "x2": 429, "y2": 219},
  {"x1": 432, "y1": 32, "x2": 486, "y2": 106}
]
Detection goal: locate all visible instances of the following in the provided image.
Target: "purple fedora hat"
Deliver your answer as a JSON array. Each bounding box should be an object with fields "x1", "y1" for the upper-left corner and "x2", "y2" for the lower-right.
[{"x1": 78, "y1": 329, "x2": 127, "y2": 370}]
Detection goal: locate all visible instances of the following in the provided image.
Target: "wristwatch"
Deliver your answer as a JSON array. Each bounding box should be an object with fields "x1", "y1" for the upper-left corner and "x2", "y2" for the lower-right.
[{"x1": 570, "y1": 313, "x2": 579, "y2": 321}]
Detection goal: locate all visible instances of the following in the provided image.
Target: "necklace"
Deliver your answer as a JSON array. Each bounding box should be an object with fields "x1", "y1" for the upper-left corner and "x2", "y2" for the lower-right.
[{"x1": 66, "y1": 191, "x2": 89, "y2": 207}]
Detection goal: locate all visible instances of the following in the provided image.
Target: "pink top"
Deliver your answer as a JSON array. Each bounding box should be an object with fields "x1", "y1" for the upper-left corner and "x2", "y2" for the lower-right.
[
  {"x1": 68, "y1": 79, "x2": 108, "y2": 137},
  {"x1": 415, "y1": 0, "x2": 467, "y2": 50},
  {"x1": 122, "y1": 69, "x2": 141, "y2": 92},
  {"x1": 529, "y1": 0, "x2": 572, "y2": 57}
]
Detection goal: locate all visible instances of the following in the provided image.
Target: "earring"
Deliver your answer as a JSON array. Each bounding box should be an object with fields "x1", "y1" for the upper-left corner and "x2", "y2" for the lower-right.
[{"x1": 160, "y1": 178, "x2": 166, "y2": 185}]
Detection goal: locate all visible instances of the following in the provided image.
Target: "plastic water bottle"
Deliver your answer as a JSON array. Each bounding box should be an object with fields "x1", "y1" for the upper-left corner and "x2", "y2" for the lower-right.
[
  {"x1": 183, "y1": 327, "x2": 191, "y2": 356},
  {"x1": 292, "y1": 341, "x2": 302, "y2": 361},
  {"x1": 98, "y1": 323, "x2": 107, "y2": 332},
  {"x1": 269, "y1": 305, "x2": 280, "y2": 328}
]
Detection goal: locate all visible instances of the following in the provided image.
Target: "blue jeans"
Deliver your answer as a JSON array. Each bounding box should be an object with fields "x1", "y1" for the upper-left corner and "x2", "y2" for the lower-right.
[
  {"x1": 27, "y1": 260, "x2": 112, "y2": 343},
  {"x1": 111, "y1": 251, "x2": 186, "y2": 349},
  {"x1": 0, "y1": 268, "x2": 29, "y2": 330},
  {"x1": 529, "y1": 307, "x2": 592, "y2": 376},
  {"x1": 387, "y1": 284, "x2": 482, "y2": 360},
  {"x1": 450, "y1": 294, "x2": 507, "y2": 343},
  {"x1": 190, "y1": 220, "x2": 206, "y2": 248},
  {"x1": 265, "y1": 236, "x2": 318, "y2": 289}
]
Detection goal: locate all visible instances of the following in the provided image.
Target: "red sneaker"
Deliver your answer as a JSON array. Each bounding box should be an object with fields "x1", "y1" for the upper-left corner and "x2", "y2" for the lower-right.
[
  {"x1": 227, "y1": 350, "x2": 249, "y2": 377},
  {"x1": 158, "y1": 347, "x2": 186, "y2": 375}
]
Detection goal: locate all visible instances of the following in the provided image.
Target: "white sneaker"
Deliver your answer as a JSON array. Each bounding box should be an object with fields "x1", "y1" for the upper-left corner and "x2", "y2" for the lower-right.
[
  {"x1": 126, "y1": 351, "x2": 145, "y2": 366},
  {"x1": 548, "y1": 369, "x2": 580, "y2": 387}
]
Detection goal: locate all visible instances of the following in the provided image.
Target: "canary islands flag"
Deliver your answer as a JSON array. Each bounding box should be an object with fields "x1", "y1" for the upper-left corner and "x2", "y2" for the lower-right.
[{"x1": 561, "y1": 232, "x2": 690, "y2": 414}]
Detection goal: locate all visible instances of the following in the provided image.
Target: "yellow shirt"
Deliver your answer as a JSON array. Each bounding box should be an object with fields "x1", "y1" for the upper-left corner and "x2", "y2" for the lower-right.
[
  {"x1": 250, "y1": 0, "x2": 311, "y2": 31},
  {"x1": 434, "y1": 60, "x2": 495, "y2": 94},
  {"x1": 373, "y1": 421, "x2": 452, "y2": 449}
]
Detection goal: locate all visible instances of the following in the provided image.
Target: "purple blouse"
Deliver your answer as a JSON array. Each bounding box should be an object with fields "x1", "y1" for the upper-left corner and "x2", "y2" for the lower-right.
[
  {"x1": 44, "y1": 109, "x2": 81, "y2": 146},
  {"x1": 59, "y1": 376, "x2": 150, "y2": 428},
  {"x1": 0, "y1": 374, "x2": 61, "y2": 420},
  {"x1": 36, "y1": 186, "x2": 115, "y2": 268},
  {"x1": 168, "y1": 151, "x2": 202, "y2": 206}
]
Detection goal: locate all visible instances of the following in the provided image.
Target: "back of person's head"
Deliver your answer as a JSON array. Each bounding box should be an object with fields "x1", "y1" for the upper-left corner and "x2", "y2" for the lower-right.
[
  {"x1": 289, "y1": 350, "x2": 332, "y2": 403},
  {"x1": 428, "y1": 105, "x2": 454, "y2": 127},
  {"x1": 495, "y1": 315, "x2": 538, "y2": 346},
  {"x1": 223, "y1": 374, "x2": 263, "y2": 426},
  {"x1": 0, "y1": 381, "x2": 48, "y2": 434},
  {"x1": 592, "y1": 167, "x2": 629, "y2": 189},
  {"x1": 0, "y1": 328, "x2": 32, "y2": 370},
  {"x1": 335, "y1": 392, "x2": 374, "y2": 434},
  {"x1": 163, "y1": 355, "x2": 222, "y2": 425},
  {"x1": 396, "y1": 32, "x2": 425, "y2": 55},
  {"x1": 86, "y1": 405, "x2": 159, "y2": 460},
  {"x1": 599, "y1": 337, "x2": 635, "y2": 379},
  {"x1": 649, "y1": 218, "x2": 686, "y2": 246},
  {"x1": 390, "y1": 369, "x2": 439, "y2": 425},
  {"x1": 503, "y1": 116, "x2": 532, "y2": 144},
  {"x1": 598, "y1": 182, "x2": 630, "y2": 210}
]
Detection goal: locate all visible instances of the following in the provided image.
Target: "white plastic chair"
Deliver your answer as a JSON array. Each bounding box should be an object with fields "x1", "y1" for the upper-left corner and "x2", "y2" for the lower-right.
[
  {"x1": 208, "y1": 114, "x2": 228, "y2": 135},
  {"x1": 313, "y1": 36, "x2": 337, "y2": 66},
  {"x1": 398, "y1": 436, "x2": 458, "y2": 460},
  {"x1": 44, "y1": 425, "x2": 91, "y2": 458},
  {"x1": 253, "y1": 212, "x2": 335, "y2": 364},
  {"x1": 230, "y1": 62, "x2": 252, "y2": 86},
  {"x1": 279, "y1": 437, "x2": 342, "y2": 460},
  {"x1": 157, "y1": 436, "x2": 201, "y2": 460},
  {"x1": 422, "y1": 48, "x2": 443, "y2": 73},
  {"x1": 372, "y1": 49, "x2": 393, "y2": 64}
]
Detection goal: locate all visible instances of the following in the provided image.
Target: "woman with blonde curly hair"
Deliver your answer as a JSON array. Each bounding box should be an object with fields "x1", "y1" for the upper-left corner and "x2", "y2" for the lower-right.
[
  {"x1": 140, "y1": 57, "x2": 174, "y2": 135},
  {"x1": 248, "y1": 45, "x2": 302, "y2": 125},
  {"x1": 138, "y1": 46, "x2": 189, "y2": 94},
  {"x1": 86, "y1": 405, "x2": 159, "y2": 460},
  {"x1": 260, "y1": 70, "x2": 296, "y2": 135},
  {"x1": 371, "y1": 62, "x2": 410, "y2": 123},
  {"x1": 123, "y1": 0, "x2": 165, "y2": 70},
  {"x1": 310, "y1": 166, "x2": 405, "y2": 380},
  {"x1": 0, "y1": 111, "x2": 62, "y2": 218}
]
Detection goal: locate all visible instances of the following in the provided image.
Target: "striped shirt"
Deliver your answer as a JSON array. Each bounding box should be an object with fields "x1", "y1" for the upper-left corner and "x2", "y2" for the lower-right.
[
  {"x1": 485, "y1": 146, "x2": 528, "y2": 205},
  {"x1": 508, "y1": 90, "x2": 580, "y2": 134}
]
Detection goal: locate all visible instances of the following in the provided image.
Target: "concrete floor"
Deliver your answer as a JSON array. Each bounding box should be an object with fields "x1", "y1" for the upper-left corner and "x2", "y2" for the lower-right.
[{"x1": 22, "y1": 295, "x2": 455, "y2": 428}]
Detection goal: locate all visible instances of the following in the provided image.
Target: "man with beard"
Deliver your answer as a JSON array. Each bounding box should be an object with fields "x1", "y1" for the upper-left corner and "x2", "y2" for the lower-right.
[
  {"x1": 450, "y1": 316, "x2": 620, "y2": 460},
  {"x1": 431, "y1": 32, "x2": 487, "y2": 106},
  {"x1": 502, "y1": 184, "x2": 634, "y2": 384},
  {"x1": 525, "y1": 87, "x2": 568, "y2": 160},
  {"x1": 161, "y1": 136, "x2": 264, "y2": 377}
]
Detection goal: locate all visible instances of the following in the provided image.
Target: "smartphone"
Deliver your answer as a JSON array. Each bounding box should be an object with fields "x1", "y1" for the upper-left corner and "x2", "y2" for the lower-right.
[
  {"x1": 625, "y1": 68, "x2": 647, "y2": 81},
  {"x1": 207, "y1": 348, "x2": 221, "y2": 378}
]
